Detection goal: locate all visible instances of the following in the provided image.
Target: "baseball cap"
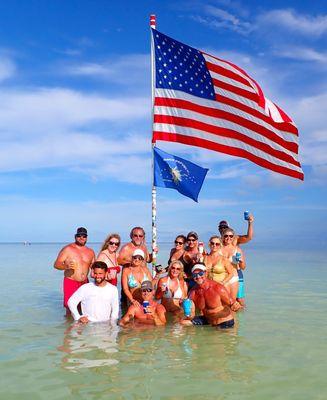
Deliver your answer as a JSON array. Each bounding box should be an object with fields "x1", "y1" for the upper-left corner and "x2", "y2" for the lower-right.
[
  {"x1": 132, "y1": 249, "x2": 145, "y2": 259},
  {"x1": 187, "y1": 231, "x2": 198, "y2": 240},
  {"x1": 141, "y1": 280, "x2": 153, "y2": 291},
  {"x1": 76, "y1": 227, "x2": 88, "y2": 236},
  {"x1": 218, "y1": 220, "x2": 229, "y2": 229},
  {"x1": 191, "y1": 264, "x2": 207, "y2": 273}
]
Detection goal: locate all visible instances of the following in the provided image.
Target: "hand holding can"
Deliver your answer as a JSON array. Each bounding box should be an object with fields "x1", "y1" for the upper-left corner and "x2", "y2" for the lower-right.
[
  {"x1": 142, "y1": 301, "x2": 150, "y2": 314},
  {"x1": 182, "y1": 299, "x2": 192, "y2": 318},
  {"x1": 244, "y1": 211, "x2": 250, "y2": 220}
]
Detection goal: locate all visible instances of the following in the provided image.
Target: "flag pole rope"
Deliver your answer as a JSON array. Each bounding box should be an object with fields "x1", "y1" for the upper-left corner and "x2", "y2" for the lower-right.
[{"x1": 150, "y1": 14, "x2": 157, "y2": 274}]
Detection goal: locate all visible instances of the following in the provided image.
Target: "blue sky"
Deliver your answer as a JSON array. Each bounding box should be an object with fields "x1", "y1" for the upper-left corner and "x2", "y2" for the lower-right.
[{"x1": 0, "y1": 0, "x2": 326, "y2": 248}]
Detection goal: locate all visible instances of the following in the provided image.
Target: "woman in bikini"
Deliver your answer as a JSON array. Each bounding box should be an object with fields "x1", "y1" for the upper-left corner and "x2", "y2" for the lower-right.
[
  {"x1": 219, "y1": 228, "x2": 246, "y2": 303},
  {"x1": 167, "y1": 235, "x2": 187, "y2": 265},
  {"x1": 155, "y1": 260, "x2": 188, "y2": 315},
  {"x1": 204, "y1": 235, "x2": 235, "y2": 288},
  {"x1": 121, "y1": 249, "x2": 152, "y2": 306},
  {"x1": 96, "y1": 233, "x2": 121, "y2": 286}
]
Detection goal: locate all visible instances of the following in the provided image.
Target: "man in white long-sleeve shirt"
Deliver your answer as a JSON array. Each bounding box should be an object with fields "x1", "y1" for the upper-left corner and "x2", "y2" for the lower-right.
[{"x1": 68, "y1": 261, "x2": 119, "y2": 324}]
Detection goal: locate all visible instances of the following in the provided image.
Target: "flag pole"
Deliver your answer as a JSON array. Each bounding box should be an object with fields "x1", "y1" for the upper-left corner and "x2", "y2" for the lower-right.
[{"x1": 150, "y1": 14, "x2": 157, "y2": 274}]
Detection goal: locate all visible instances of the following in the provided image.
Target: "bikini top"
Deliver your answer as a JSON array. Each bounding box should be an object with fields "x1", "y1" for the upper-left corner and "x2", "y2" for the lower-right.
[
  {"x1": 128, "y1": 272, "x2": 149, "y2": 289},
  {"x1": 208, "y1": 259, "x2": 226, "y2": 282},
  {"x1": 163, "y1": 277, "x2": 183, "y2": 299}
]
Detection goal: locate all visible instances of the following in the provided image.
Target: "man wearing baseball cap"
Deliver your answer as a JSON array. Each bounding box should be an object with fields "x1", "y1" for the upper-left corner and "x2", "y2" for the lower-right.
[
  {"x1": 54, "y1": 227, "x2": 95, "y2": 315},
  {"x1": 181, "y1": 264, "x2": 240, "y2": 329},
  {"x1": 119, "y1": 280, "x2": 166, "y2": 327}
]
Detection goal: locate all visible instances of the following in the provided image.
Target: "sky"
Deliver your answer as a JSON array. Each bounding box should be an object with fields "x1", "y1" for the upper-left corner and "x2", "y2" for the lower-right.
[{"x1": 0, "y1": 0, "x2": 326, "y2": 249}]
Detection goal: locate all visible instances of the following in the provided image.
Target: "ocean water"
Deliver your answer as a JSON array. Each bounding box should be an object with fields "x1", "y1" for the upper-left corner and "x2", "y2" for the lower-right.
[{"x1": 0, "y1": 243, "x2": 326, "y2": 400}]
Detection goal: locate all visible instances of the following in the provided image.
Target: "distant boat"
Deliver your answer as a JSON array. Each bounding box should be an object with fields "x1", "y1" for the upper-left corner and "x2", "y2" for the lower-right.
[{"x1": 23, "y1": 241, "x2": 31, "y2": 246}]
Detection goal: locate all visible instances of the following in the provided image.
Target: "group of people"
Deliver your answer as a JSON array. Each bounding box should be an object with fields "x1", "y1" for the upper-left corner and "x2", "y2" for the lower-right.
[{"x1": 54, "y1": 214, "x2": 254, "y2": 330}]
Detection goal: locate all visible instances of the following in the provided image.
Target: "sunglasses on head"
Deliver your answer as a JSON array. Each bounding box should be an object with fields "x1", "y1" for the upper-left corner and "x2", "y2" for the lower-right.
[
  {"x1": 142, "y1": 289, "x2": 152, "y2": 293},
  {"x1": 175, "y1": 240, "x2": 184, "y2": 245},
  {"x1": 224, "y1": 234, "x2": 234, "y2": 238},
  {"x1": 210, "y1": 241, "x2": 220, "y2": 246},
  {"x1": 76, "y1": 234, "x2": 87, "y2": 238},
  {"x1": 132, "y1": 255, "x2": 143, "y2": 260},
  {"x1": 192, "y1": 270, "x2": 205, "y2": 279},
  {"x1": 109, "y1": 241, "x2": 119, "y2": 246}
]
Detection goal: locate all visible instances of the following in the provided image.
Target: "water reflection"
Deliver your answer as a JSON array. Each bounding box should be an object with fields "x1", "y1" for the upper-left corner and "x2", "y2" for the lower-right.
[{"x1": 58, "y1": 322, "x2": 119, "y2": 371}]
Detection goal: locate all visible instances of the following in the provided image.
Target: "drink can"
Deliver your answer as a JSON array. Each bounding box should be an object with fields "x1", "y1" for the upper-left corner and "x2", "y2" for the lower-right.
[
  {"x1": 142, "y1": 301, "x2": 150, "y2": 314},
  {"x1": 182, "y1": 298, "x2": 192, "y2": 317},
  {"x1": 235, "y1": 252, "x2": 242, "y2": 262},
  {"x1": 244, "y1": 211, "x2": 250, "y2": 220}
]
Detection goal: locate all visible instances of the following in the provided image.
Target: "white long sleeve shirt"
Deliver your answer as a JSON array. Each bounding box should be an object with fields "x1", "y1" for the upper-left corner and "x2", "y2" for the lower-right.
[{"x1": 68, "y1": 282, "x2": 119, "y2": 323}]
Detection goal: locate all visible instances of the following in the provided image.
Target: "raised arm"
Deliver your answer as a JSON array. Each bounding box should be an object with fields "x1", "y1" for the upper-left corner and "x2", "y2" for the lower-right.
[{"x1": 237, "y1": 214, "x2": 254, "y2": 245}]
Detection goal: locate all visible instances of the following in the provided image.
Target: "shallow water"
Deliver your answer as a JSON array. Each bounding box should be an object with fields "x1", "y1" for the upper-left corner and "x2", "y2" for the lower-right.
[{"x1": 0, "y1": 243, "x2": 326, "y2": 399}]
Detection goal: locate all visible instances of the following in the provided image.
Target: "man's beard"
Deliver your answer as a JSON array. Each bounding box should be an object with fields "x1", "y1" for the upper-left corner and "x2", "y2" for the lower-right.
[{"x1": 95, "y1": 277, "x2": 105, "y2": 285}]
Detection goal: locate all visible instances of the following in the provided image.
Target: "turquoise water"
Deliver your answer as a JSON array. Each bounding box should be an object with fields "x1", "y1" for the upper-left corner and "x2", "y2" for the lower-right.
[{"x1": 0, "y1": 243, "x2": 326, "y2": 399}]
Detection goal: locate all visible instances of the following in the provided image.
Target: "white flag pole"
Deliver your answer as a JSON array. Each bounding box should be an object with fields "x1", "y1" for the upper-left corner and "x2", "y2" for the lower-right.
[{"x1": 150, "y1": 14, "x2": 157, "y2": 274}]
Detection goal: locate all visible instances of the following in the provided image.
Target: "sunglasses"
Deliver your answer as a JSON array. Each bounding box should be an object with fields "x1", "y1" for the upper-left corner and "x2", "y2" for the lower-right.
[
  {"x1": 210, "y1": 241, "x2": 220, "y2": 246},
  {"x1": 224, "y1": 234, "x2": 234, "y2": 238},
  {"x1": 76, "y1": 234, "x2": 87, "y2": 238},
  {"x1": 132, "y1": 255, "x2": 143, "y2": 260},
  {"x1": 133, "y1": 234, "x2": 144, "y2": 238},
  {"x1": 171, "y1": 267, "x2": 181, "y2": 271},
  {"x1": 187, "y1": 238, "x2": 196, "y2": 242},
  {"x1": 192, "y1": 271, "x2": 205, "y2": 279},
  {"x1": 109, "y1": 241, "x2": 120, "y2": 246},
  {"x1": 175, "y1": 241, "x2": 184, "y2": 245},
  {"x1": 142, "y1": 289, "x2": 152, "y2": 293}
]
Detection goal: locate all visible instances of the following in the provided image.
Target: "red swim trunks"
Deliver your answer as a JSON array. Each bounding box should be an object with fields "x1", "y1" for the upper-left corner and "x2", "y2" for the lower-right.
[{"x1": 63, "y1": 277, "x2": 88, "y2": 308}]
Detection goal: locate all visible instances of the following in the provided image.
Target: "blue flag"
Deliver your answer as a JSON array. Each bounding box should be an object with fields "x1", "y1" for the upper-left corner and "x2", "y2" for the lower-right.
[{"x1": 153, "y1": 147, "x2": 208, "y2": 202}]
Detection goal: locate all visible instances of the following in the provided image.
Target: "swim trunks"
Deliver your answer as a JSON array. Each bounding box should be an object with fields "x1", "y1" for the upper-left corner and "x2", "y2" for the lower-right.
[
  {"x1": 63, "y1": 277, "x2": 88, "y2": 308},
  {"x1": 191, "y1": 316, "x2": 209, "y2": 325},
  {"x1": 217, "y1": 319, "x2": 235, "y2": 329}
]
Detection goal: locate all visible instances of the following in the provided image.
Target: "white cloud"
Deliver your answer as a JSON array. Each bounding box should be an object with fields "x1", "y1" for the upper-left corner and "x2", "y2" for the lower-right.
[
  {"x1": 0, "y1": 87, "x2": 149, "y2": 138},
  {"x1": 65, "y1": 54, "x2": 149, "y2": 85},
  {"x1": 0, "y1": 57, "x2": 15, "y2": 82},
  {"x1": 259, "y1": 9, "x2": 327, "y2": 37},
  {"x1": 276, "y1": 46, "x2": 327, "y2": 64}
]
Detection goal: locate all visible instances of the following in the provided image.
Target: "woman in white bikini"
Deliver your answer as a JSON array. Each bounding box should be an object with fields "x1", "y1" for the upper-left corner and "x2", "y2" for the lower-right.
[
  {"x1": 96, "y1": 233, "x2": 121, "y2": 286},
  {"x1": 155, "y1": 260, "x2": 188, "y2": 314}
]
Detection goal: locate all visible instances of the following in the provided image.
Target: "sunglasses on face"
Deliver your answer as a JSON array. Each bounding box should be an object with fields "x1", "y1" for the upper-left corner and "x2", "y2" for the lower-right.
[
  {"x1": 132, "y1": 256, "x2": 143, "y2": 260},
  {"x1": 133, "y1": 234, "x2": 144, "y2": 238},
  {"x1": 109, "y1": 241, "x2": 119, "y2": 246},
  {"x1": 210, "y1": 241, "x2": 220, "y2": 246},
  {"x1": 76, "y1": 234, "x2": 87, "y2": 238},
  {"x1": 142, "y1": 289, "x2": 152, "y2": 293},
  {"x1": 187, "y1": 238, "x2": 196, "y2": 242},
  {"x1": 192, "y1": 271, "x2": 205, "y2": 279},
  {"x1": 171, "y1": 267, "x2": 181, "y2": 271},
  {"x1": 224, "y1": 234, "x2": 234, "y2": 238},
  {"x1": 175, "y1": 241, "x2": 184, "y2": 245}
]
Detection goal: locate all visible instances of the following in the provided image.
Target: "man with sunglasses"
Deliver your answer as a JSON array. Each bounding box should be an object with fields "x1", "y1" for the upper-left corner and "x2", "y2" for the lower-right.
[
  {"x1": 118, "y1": 227, "x2": 154, "y2": 268},
  {"x1": 181, "y1": 264, "x2": 240, "y2": 329},
  {"x1": 54, "y1": 227, "x2": 95, "y2": 315},
  {"x1": 119, "y1": 280, "x2": 166, "y2": 327}
]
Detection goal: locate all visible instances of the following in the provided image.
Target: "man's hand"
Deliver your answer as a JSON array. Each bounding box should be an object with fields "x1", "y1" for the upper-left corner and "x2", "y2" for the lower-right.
[
  {"x1": 78, "y1": 316, "x2": 89, "y2": 324},
  {"x1": 231, "y1": 301, "x2": 242, "y2": 312}
]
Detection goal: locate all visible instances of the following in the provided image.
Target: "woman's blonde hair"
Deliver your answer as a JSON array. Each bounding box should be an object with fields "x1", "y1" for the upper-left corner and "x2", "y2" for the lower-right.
[
  {"x1": 99, "y1": 233, "x2": 121, "y2": 252},
  {"x1": 168, "y1": 259, "x2": 185, "y2": 280}
]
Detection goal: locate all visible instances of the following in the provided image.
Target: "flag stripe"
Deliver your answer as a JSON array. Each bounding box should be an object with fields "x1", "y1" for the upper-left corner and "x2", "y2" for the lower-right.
[
  {"x1": 155, "y1": 89, "x2": 298, "y2": 148},
  {"x1": 153, "y1": 130, "x2": 304, "y2": 180},
  {"x1": 154, "y1": 112, "x2": 300, "y2": 166},
  {"x1": 153, "y1": 121, "x2": 302, "y2": 170}
]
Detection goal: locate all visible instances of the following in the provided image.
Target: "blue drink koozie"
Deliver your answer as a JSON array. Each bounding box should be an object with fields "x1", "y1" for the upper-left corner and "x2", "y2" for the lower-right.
[
  {"x1": 244, "y1": 211, "x2": 250, "y2": 220},
  {"x1": 142, "y1": 301, "x2": 150, "y2": 314},
  {"x1": 182, "y1": 299, "x2": 192, "y2": 317}
]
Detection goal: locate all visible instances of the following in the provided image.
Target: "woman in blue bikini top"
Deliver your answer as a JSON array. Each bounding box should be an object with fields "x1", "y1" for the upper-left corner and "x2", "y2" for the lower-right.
[{"x1": 121, "y1": 248, "x2": 152, "y2": 306}]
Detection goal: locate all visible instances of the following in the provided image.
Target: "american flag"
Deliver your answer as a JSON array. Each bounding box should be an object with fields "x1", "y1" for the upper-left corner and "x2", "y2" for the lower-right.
[{"x1": 152, "y1": 29, "x2": 304, "y2": 181}]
